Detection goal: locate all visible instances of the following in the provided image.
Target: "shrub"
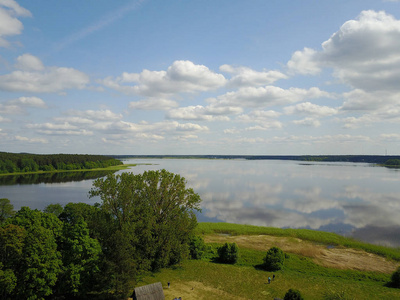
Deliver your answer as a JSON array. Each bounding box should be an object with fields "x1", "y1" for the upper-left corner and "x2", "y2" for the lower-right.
[
  {"x1": 284, "y1": 288, "x2": 304, "y2": 300},
  {"x1": 263, "y1": 246, "x2": 285, "y2": 271},
  {"x1": 390, "y1": 266, "x2": 400, "y2": 288},
  {"x1": 189, "y1": 235, "x2": 207, "y2": 259},
  {"x1": 217, "y1": 242, "x2": 239, "y2": 264}
]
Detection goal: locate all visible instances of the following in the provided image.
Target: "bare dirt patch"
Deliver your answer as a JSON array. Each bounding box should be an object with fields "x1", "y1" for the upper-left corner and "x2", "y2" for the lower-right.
[
  {"x1": 162, "y1": 280, "x2": 247, "y2": 300},
  {"x1": 205, "y1": 234, "x2": 399, "y2": 273}
]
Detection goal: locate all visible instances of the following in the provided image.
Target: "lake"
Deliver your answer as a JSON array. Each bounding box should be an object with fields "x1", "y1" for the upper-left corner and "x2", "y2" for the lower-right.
[{"x1": 1, "y1": 158, "x2": 400, "y2": 247}]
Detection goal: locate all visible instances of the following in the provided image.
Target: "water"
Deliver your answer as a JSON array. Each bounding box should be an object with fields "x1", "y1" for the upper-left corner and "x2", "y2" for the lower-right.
[{"x1": 1, "y1": 158, "x2": 400, "y2": 247}]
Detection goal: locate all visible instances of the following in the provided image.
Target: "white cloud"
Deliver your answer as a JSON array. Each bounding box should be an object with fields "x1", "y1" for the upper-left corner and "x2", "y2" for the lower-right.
[
  {"x1": 292, "y1": 117, "x2": 321, "y2": 127},
  {"x1": 15, "y1": 135, "x2": 48, "y2": 143},
  {"x1": 287, "y1": 47, "x2": 321, "y2": 75},
  {"x1": 212, "y1": 86, "x2": 331, "y2": 108},
  {"x1": 129, "y1": 98, "x2": 179, "y2": 110},
  {"x1": 0, "y1": 116, "x2": 11, "y2": 122},
  {"x1": 220, "y1": 64, "x2": 288, "y2": 87},
  {"x1": 167, "y1": 105, "x2": 241, "y2": 121},
  {"x1": 67, "y1": 109, "x2": 123, "y2": 121},
  {"x1": 0, "y1": 96, "x2": 47, "y2": 114},
  {"x1": 15, "y1": 53, "x2": 45, "y2": 71},
  {"x1": 284, "y1": 102, "x2": 338, "y2": 116},
  {"x1": 0, "y1": 54, "x2": 89, "y2": 93},
  {"x1": 9, "y1": 96, "x2": 47, "y2": 108},
  {"x1": 101, "y1": 60, "x2": 227, "y2": 97},
  {"x1": 288, "y1": 11, "x2": 400, "y2": 93},
  {"x1": 26, "y1": 122, "x2": 93, "y2": 136},
  {"x1": 0, "y1": 0, "x2": 31, "y2": 47}
]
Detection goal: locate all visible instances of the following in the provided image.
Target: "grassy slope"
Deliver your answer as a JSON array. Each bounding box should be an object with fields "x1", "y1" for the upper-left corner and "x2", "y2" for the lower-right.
[{"x1": 136, "y1": 223, "x2": 400, "y2": 300}]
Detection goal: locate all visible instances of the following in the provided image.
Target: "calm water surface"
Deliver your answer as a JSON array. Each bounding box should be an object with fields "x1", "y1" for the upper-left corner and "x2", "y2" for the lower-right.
[{"x1": 1, "y1": 159, "x2": 400, "y2": 247}]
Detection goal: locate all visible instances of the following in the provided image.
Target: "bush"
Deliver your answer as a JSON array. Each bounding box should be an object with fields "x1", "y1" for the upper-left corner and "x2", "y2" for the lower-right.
[
  {"x1": 263, "y1": 246, "x2": 285, "y2": 271},
  {"x1": 390, "y1": 266, "x2": 400, "y2": 288},
  {"x1": 217, "y1": 242, "x2": 239, "y2": 264},
  {"x1": 189, "y1": 235, "x2": 207, "y2": 259},
  {"x1": 284, "y1": 288, "x2": 304, "y2": 300}
]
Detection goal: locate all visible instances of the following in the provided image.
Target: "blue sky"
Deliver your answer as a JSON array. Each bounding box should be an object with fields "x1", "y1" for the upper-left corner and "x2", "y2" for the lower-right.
[{"x1": 1, "y1": 0, "x2": 400, "y2": 155}]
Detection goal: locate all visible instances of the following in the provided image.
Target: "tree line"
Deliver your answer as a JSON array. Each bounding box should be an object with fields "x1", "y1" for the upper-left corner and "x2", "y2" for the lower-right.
[
  {"x1": 0, "y1": 169, "x2": 201, "y2": 299},
  {"x1": 0, "y1": 152, "x2": 122, "y2": 174}
]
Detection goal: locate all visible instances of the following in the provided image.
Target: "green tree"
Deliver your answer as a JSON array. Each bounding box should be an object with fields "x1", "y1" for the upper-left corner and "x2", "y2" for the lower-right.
[
  {"x1": 189, "y1": 235, "x2": 207, "y2": 259},
  {"x1": 43, "y1": 203, "x2": 64, "y2": 217},
  {"x1": 284, "y1": 288, "x2": 304, "y2": 300},
  {"x1": 263, "y1": 246, "x2": 285, "y2": 271},
  {"x1": 89, "y1": 170, "x2": 202, "y2": 294},
  {"x1": 390, "y1": 266, "x2": 400, "y2": 288},
  {"x1": 217, "y1": 242, "x2": 239, "y2": 264},
  {"x1": 55, "y1": 215, "x2": 102, "y2": 297},
  {"x1": 0, "y1": 224, "x2": 26, "y2": 299},
  {"x1": 7, "y1": 207, "x2": 62, "y2": 300},
  {"x1": 0, "y1": 199, "x2": 15, "y2": 223}
]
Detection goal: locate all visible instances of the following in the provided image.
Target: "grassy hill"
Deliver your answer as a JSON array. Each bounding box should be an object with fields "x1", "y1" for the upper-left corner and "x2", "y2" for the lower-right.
[{"x1": 135, "y1": 223, "x2": 400, "y2": 299}]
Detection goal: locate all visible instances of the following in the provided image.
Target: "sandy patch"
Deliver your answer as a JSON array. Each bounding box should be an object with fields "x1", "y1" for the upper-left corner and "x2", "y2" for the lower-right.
[
  {"x1": 204, "y1": 234, "x2": 399, "y2": 273},
  {"x1": 162, "y1": 280, "x2": 247, "y2": 300}
]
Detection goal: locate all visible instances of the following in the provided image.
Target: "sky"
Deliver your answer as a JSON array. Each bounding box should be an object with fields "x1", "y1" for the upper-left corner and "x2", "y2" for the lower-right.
[{"x1": 1, "y1": 0, "x2": 400, "y2": 155}]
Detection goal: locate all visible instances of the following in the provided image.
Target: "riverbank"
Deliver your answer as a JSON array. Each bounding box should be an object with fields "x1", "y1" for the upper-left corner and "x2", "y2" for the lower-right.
[
  {"x1": 136, "y1": 222, "x2": 400, "y2": 300},
  {"x1": 0, "y1": 163, "x2": 139, "y2": 177}
]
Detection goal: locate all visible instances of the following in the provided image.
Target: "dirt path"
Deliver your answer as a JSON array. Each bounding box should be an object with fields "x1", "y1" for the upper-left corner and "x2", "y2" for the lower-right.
[{"x1": 205, "y1": 234, "x2": 399, "y2": 273}]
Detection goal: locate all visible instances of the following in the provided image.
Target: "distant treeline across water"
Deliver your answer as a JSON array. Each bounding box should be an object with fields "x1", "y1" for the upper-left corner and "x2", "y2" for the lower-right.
[
  {"x1": 113, "y1": 154, "x2": 400, "y2": 165},
  {"x1": 0, "y1": 152, "x2": 122, "y2": 174}
]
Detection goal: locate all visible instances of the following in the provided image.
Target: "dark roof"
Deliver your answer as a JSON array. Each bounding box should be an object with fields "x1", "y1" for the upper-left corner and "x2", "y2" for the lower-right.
[{"x1": 132, "y1": 282, "x2": 165, "y2": 300}]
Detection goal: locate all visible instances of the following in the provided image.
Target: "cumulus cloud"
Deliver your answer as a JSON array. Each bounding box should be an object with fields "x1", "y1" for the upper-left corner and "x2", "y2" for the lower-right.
[
  {"x1": 211, "y1": 86, "x2": 331, "y2": 109},
  {"x1": 284, "y1": 102, "x2": 338, "y2": 116},
  {"x1": 292, "y1": 117, "x2": 321, "y2": 127},
  {"x1": 101, "y1": 60, "x2": 227, "y2": 97},
  {"x1": 0, "y1": 96, "x2": 47, "y2": 114},
  {"x1": 220, "y1": 64, "x2": 288, "y2": 87},
  {"x1": 0, "y1": 54, "x2": 89, "y2": 93},
  {"x1": 15, "y1": 135, "x2": 48, "y2": 143},
  {"x1": 237, "y1": 110, "x2": 283, "y2": 130},
  {"x1": 26, "y1": 122, "x2": 93, "y2": 136},
  {"x1": 288, "y1": 10, "x2": 400, "y2": 93},
  {"x1": 129, "y1": 98, "x2": 179, "y2": 110},
  {"x1": 167, "y1": 105, "x2": 241, "y2": 121},
  {"x1": 66, "y1": 109, "x2": 123, "y2": 121},
  {"x1": 0, "y1": 0, "x2": 31, "y2": 47}
]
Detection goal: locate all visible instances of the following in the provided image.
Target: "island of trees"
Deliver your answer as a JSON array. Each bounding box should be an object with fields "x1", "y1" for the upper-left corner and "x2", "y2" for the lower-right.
[{"x1": 0, "y1": 152, "x2": 122, "y2": 174}]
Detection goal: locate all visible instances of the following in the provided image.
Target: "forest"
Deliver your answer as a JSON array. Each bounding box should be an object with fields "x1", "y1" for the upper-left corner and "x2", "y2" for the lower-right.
[
  {"x1": 0, "y1": 169, "x2": 201, "y2": 299},
  {"x1": 0, "y1": 152, "x2": 122, "y2": 174}
]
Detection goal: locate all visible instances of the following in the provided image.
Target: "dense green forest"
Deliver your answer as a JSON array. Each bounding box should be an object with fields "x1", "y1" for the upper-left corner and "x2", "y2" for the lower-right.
[
  {"x1": 0, "y1": 170, "x2": 201, "y2": 299},
  {"x1": 0, "y1": 152, "x2": 122, "y2": 174},
  {"x1": 113, "y1": 154, "x2": 400, "y2": 165}
]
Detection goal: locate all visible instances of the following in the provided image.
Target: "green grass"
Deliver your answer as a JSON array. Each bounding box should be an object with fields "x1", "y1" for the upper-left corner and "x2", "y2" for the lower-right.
[
  {"x1": 196, "y1": 222, "x2": 400, "y2": 261},
  {"x1": 137, "y1": 237, "x2": 400, "y2": 299}
]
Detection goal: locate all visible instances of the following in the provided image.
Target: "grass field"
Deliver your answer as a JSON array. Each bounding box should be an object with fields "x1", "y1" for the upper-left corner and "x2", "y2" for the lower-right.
[{"x1": 136, "y1": 223, "x2": 400, "y2": 299}]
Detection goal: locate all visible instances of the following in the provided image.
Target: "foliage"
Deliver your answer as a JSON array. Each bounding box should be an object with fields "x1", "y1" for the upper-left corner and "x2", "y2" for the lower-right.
[
  {"x1": 0, "y1": 198, "x2": 14, "y2": 223},
  {"x1": 189, "y1": 235, "x2": 207, "y2": 259},
  {"x1": 5, "y1": 207, "x2": 63, "y2": 299},
  {"x1": 284, "y1": 288, "x2": 304, "y2": 300},
  {"x1": 263, "y1": 246, "x2": 285, "y2": 271},
  {"x1": 88, "y1": 169, "x2": 202, "y2": 295},
  {"x1": 217, "y1": 242, "x2": 239, "y2": 264},
  {"x1": 390, "y1": 266, "x2": 400, "y2": 288},
  {"x1": 385, "y1": 159, "x2": 400, "y2": 166},
  {"x1": 43, "y1": 203, "x2": 63, "y2": 217},
  {"x1": 0, "y1": 152, "x2": 122, "y2": 174}
]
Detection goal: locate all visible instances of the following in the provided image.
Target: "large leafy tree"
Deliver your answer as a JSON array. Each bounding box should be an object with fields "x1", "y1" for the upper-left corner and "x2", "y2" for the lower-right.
[
  {"x1": 0, "y1": 198, "x2": 15, "y2": 223},
  {"x1": 6, "y1": 207, "x2": 63, "y2": 300},
  {"x1": 89, "y1": 169, "x2": 202, "y2": 294}
]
